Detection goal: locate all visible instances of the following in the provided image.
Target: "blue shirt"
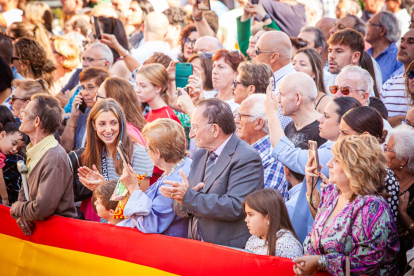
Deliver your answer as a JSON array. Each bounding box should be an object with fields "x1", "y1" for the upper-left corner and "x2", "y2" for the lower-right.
[
  {"x1": 252, "y1": 135, "x2": 288, "y2": 200},
  {"x1": 64, "y1": 85, "x2": 81, "y2": 114},
  {"x1": 12, "y1": 66, "x2": 24, "y2": 80},
  {"x1": 285, "y1": 183, "x2": 302, "y2": 221},
  {"x1": 74, "y1": 108, "x2": 90, "y2": 149},
  {"x1": 367, "y1": 43, "x2": 403, "y2": 84},
  {"x1": 272, "y1": 136, "x2": 334, "y2": 243},
  {"x1": 118, "y1": 157, "x2": 191, "y2": 238}
]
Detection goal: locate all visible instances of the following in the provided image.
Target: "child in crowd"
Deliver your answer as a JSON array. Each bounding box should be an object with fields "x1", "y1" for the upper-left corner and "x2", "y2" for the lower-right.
[
  {"x1": 93, "y1": 180, "x2": 124, "y2": 225},
  {"x1": 243, "y1": 189, "x2": 303, "y2": 259},
  {"x1": 0, "y1": 122, "x2": 27, "y2": 206}
]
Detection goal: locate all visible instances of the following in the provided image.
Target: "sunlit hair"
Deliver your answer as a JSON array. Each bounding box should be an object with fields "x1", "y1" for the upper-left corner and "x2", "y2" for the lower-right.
[
  {"x1": 52, "y1": 35, "x2": 80, "y2": 71},
  {"x1": 332, "y1": 134, "x2": 388, "y2": 201},
  {"x1": 142, "y1": 118, "x2": 186, "y2": 163},
  {"x1": 82, "y1": 99, "x2": 133, "y2": 175},
  {"x1": 243, "y1": 189, "x2": 298, "y2": 256},
  {"x1": 103, "y1": 77, "x2": 146, "y2": 131},
  {"x1": 295, "y1": 48, "x2": 327, "y2": 93},
  {"x1": 8, "y1": 21, "x2": 54, "y2": 60},
  {"x1": 24, "y1": 1, "x2": 54, "y2": 32},
  {"x1": 237, "y1": 61, "x2": 273, "y2": 93},
  {"x1": 136, "y1": 63, "x2": 169, "y2": 104},
  {"x1": 12, "y1": 78, "x2": 49, "y2": 99},
  {"x1": 405, "y1": 60, "x2": 414, "y2": 105},
  {"x1": 14, "y1": 38, "x2": 56, "y2": 89}
]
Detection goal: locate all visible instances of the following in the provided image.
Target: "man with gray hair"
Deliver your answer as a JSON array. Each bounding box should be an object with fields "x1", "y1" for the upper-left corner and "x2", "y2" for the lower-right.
[
  {"x1": 235, "y1": 94, "x2": 288, "y2": 200},
  {"x1": 297, "y1": 26, "x2": 326, "y2": 54},
  {"x1": 279, "y1": 72, "x2": 327, "y2": 148},
  {"x1": 366, "y1": 11, "x2": 404, "y2": 83},
  {"x1": 194, "y1": 36, "x2": 223, "y2": 54},
  {"x1": 332, "y1": 65, "x2": 392, "y2": 130},
  {"x1": 255, "y1": 31, "x2": 295, "y2": 129}
]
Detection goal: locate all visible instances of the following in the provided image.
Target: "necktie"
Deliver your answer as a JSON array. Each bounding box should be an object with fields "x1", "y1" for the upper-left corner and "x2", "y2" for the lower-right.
[{"x1": 189, "y1": 151, "x2": 218, "y2": 240}]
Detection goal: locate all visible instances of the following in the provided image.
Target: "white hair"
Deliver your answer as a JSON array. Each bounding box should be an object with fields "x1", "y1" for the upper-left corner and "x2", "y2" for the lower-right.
[
  {"x1": 88, "y1": 43, "x2": 114, "y2": 68},
  {"x1": 282, "y1": 72, "x2": 318, "y2": 103},
  {"x1": 379, "y1": 11, "x2": 400, "y2": 43},
  {"x1": 339, "y1": 65, "x2": 373, "y2": 95},
  {"x1": 243, "y1": 94, "x2": 269, "y2": 134},
  {"x1": 388, "y1": 124, "x2": 414, "y2": 174}
]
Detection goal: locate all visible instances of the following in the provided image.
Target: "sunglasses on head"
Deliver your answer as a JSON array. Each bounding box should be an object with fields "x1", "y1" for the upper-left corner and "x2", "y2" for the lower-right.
[
  {"x1": 329, "y1": 85, "x2": 365, "y2": 95},
  {"x1": 406, "y1": 70, "x2": 414, "y2": 80}
]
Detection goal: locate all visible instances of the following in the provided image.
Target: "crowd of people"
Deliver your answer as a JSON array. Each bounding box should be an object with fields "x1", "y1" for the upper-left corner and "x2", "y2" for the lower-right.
[{"x1": 1, "y1": 0, "x2": 414, "y2": 274}]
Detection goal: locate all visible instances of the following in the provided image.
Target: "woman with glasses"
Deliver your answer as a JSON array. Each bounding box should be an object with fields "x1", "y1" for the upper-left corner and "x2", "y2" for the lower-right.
[
  {"x1": 117, "y1": 118, "x2": 190, "y2": 238},
  {"x1": 50, "y1": 35, "x2": 80, "y2": 95},
  {"x1": 292, "y1": 48, "x2": 331, "y2": 114},
  {"x1": 212, "y1": 49, "x2": 245, "y2": 113},
  {"x1": 179, "y1": 25, "x2": 199, "y2": 62},
  {"x1": 8, "y1": 79, "x2": 48, "y2": 118},
  {"x1": 96, "y1": 76, "x2": 147, "y2": 146},
  {"x1": 384, "y1": 124, "x2": 414, "y2": 273}
]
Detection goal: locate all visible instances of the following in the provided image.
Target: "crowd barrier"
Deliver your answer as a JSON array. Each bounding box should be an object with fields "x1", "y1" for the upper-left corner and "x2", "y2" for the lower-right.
[{"x1": 0, "y1": 204, "x2": 330, "y2": 275}]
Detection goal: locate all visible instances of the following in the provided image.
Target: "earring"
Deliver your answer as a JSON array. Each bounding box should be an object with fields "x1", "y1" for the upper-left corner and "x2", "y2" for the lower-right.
[
  {"x1": 267, "y1": 221, "x2": 269, "y2": 226},
  {"x1": 156, "y1": 91, "x2": 159, "y2": 94}
]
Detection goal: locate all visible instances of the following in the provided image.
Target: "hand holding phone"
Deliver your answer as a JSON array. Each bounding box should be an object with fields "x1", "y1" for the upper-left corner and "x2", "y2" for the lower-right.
[
  {"x1": 197, "y1": 0, "x2": 211, "y2": 10},
  {"x1": 176, "y1": 63, "x2": 193, "y2": 89},
  {"x1": 308, "y1": 140, "x2": 320, "y2": 174},
  {"x1": 77, "y1": 99, "x2": 87, "y2": 113},
  {"x1": 117, "y1": 141, "x2": 133, "y2": 175},
  {"x1": 93, "y1": 16, "x2": 101, "y2": 40}
]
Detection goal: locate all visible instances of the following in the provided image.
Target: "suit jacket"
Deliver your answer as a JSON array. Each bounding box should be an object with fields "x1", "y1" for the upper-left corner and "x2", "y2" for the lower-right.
[{"x1": 172, "y1": 134, "x2": 264, "y2": 248}]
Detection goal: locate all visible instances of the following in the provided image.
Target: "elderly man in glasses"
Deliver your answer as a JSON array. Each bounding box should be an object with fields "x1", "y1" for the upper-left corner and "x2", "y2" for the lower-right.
[
  {"x1": 331, "y1": 65, "x2": 392, "y2": 131},
  {"x1": 10, "y1": 94, "x2": 77, "y2": 236}
]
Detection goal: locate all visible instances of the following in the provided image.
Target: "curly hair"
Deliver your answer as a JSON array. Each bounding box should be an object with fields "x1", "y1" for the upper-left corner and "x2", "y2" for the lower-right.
[
  {"x1": 14, "y1": 38, "x2": 56, "y2": 89},
  {"x1": 332, "y1": 134, "x2": 388, "y2": 201},
  {"x1": 405, "y1": 60, "x2": 414, "y2": 105},
  {"x1": 163, "y1": 7, "x2": 187, "y2": 29},
  {"x1": 237, "y1": 61, "x2": 273, "y2": 93}
]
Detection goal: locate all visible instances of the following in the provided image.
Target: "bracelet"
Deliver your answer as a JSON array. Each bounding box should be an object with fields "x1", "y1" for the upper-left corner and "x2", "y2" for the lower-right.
[
  {"x1": 120, "y1": 50, "x2": 130, "y2": 59},
  {"x1": 261, "y1": 13, "x2": 271, "y2": 22},
  {"x1": 193, "y1": 15, "x2": 203, "y2": 22},
  {"x1": 317, "y1": 255, "x2": 327, "y2": 271},
  {"x1": 306, "y1": 193, "x2": 319, "y2": 204}
]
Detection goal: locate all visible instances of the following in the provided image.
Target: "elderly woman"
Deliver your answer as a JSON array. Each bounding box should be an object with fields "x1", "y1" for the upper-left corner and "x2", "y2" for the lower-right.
[
  {"x1": 232, "y1": 61, "x2": 273, "y2": 104},
  {"x1": 294, "y1": 135, "x2": 400, "y2": 275},
  {"x1": 385, "y1": 124, "x2": 414, "y2": 272},
  {"x1": 9, "y1": 79, "x2": 48, "y2": 118},
  {"x1": 10, "y1": 94, "x2": 77, "y2": 235},
  {"x1": 118, "y1": 118, "x2": 191, "y2": 237}
]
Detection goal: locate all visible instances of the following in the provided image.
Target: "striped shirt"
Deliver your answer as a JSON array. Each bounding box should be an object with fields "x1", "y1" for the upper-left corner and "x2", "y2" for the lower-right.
[
  {"x1": 273, "y1": 63, "x2": 295, "y2": 129},
  {"x1": 381, "y1": 73, "x2": 411, "y2": 117},
  {"x1": 105, "y1": 143, "x2": 154, "y2": 181}
]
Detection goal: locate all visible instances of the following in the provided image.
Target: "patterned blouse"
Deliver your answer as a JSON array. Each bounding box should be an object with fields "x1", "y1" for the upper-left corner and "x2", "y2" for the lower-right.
[
  {"x1": 303, "y1": 184, "x2": 400, "y2": 276},
  {"x1": 245, "y1": 229, "x2": 303, "y2": 259}
]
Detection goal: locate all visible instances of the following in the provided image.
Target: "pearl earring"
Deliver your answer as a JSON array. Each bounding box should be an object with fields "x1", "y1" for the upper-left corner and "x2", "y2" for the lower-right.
[
  {"x1": 156, "y1": 91, "x2": 159, "y2": 94},
  {"x1": 267, "y1": 221, "x2": 269, "y2": 226}
]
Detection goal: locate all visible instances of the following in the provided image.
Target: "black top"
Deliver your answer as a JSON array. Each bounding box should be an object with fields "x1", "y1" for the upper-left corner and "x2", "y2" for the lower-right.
[{"x1": 284, "y1": 120, "x2": 327, "y2": 149}]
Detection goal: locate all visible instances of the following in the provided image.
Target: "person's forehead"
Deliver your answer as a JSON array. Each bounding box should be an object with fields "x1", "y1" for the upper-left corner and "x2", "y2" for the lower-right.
[
  {"x1": 369, "y1": 12, "x2": 381, "y2": 23},
  {"x1": 329, "y1": 43, "x2": 351, "y2": 51},
  {"x1": 84, "y1": 47, "x2": 103, "y2": 58},
  {"x1": 336, "y1": 74, "x2": 359, "y2": 87},
  {"x1": 338, "y1": 16, "x2": 356, "y2": 28},
  {"x1": 298, "y1": 31, "x2": 315, "y2": 44},
  {"x1": 402, "y1": 30, "x2": 414, "y2": 39}
]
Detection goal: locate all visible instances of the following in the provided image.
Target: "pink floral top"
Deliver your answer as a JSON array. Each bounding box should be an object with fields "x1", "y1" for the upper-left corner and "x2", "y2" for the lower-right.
[
  {"x1": 0, "y1": 152, "x2": 6, "y2": 169},
  {"x1": 303, "y1": 184, "x2": 400, "y2": 275}
]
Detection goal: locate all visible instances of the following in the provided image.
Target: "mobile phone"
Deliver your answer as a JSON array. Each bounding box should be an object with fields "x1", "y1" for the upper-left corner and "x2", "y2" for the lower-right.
[
  {"x1": 77, "y1": 99, "x2": 87, "y2": 113},
  {"x1": 93, "y1": 16, "x2": 101, "y2": 40},
  {"x1": 308, "y1": 140, "x2": 320, "y2": 174},
  {"x1": 175, "y1": 63, "x2": 193, "y2": 89},
  {"x1": 251, "y1": 0, "x2": 259, "y2": 4},
  {"x1": 269, "y1": 77, "x2": 275, "y2": 92},
  {"x1": 197, "y1": 0, "x2": 211, "y2": 10},
  {"x1": 117, "y1": 141, "x2": 133, "y2": 175}
]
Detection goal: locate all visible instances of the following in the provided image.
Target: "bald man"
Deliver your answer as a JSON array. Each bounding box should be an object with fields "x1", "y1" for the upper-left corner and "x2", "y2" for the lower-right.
[
  {"x1": 255, "y1": 31, "x2": 295, "y2": 129},
  {"x1": 279, "y1": 72, "x2": 327, "y2": 148},
  {"x1": 131, "y1": 12, "x2": 176, "y2": 65},
  {"x1": 194, "y1": 36, "x2": 223, "y2": 54}
]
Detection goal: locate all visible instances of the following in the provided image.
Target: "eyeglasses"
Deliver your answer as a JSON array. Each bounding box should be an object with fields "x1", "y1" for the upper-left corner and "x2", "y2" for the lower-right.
[
  {"x1": 297, "y1": 38, "x2": 307, "y2": 47},
  {"x1": 254, "y1": 46, "x2": 274, "y2": 56},
  {"x1": 233, "y1": 78, "x2": 244, "y2": 88},
  {"x1": 236, "y1": 113, "x2": 256, "y2": 121},
  {"x1": 81, "y1": 85, "x2": 98, "y2": 93},
  {"x1": 329, "y1": 85, "x2": 365, "y2": 95},
  {"x1": 10, "y1": 95, "x2": 29, "y2": 104},
  {"x1": 383, "y1": 144, "x2": 395, "y2": 153},
  {"x1": 53, "y1": 50, "x2": 62, "y2": 56},
  {"x1": 406, "y1": 70, "x2": 414, "y2": 80},
  {"x1": 95, "y1": 93, "x2": 106, "y2": 101},
  {"x1": 367, "y1": 21, "x2": 382, "y2": 28},
  {"x1": 82, "y1": 57, "x2": 107, "y2": 63},
  {"x1": 11, "y1": 57, "x2": 19, "y2": 62},
  {"x1": 405, "y1": 119, "x2": 414, "y2": 128},
  {"x1": 183, "y1": 38, "x2": 197, "y2": 46}
]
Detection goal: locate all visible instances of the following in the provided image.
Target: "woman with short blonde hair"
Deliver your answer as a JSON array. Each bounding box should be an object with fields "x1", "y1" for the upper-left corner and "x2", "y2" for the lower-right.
[{"x1": 294, "y1": 134, "x2": 399, "y2": 275}]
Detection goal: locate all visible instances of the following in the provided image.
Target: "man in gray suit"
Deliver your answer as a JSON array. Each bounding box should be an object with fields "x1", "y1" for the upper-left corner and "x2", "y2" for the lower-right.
[{"x1": 161, "y1": 98, "x2": 264, "y2": 248}]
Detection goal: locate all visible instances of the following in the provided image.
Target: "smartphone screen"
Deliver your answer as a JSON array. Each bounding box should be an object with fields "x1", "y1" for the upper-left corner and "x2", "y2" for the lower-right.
[
  {"x1": 197, "y1": 0, "x2": 211, "y2": 10},
  {"x1": 308, "y1": 140, "x2": 320, "y2": 174},
  {"x1": 251, "y1": 0, "x2": 259, "y2": 4},
  {"x1": 175, "y1": 63, "x2": 193, "y2": 89},
  {"x1": 93, "y1": 16, "x2": 101, "y2": 40}
]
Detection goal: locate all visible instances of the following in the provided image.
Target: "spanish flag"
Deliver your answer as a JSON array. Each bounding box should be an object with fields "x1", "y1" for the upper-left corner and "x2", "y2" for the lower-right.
[{"x1": 0, "y1": 205, "x2": 329, "y2": 275}]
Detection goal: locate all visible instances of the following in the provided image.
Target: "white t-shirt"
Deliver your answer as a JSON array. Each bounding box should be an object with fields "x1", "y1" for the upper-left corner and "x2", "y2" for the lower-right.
[
  {"x1": 2, "y1": 9, "x2": 23, "y2": 27},
  {"x1": 131, "y1": 40, "x2": 177, "y2": 66}
]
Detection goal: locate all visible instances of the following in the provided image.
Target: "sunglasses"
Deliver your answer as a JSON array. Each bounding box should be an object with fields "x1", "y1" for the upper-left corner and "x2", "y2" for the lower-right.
[
  {"x1": 254, "y1": 46, "x2": 274, "y2": 56},
  {"x1": 10, "y1": 95, "x2": 29, "y2": 104},
  {"x1": 329, "y1": 85, "x2": 365, "y2": 95},
  {"x1": 406, "y1": 70, "x2": 414, "y2": 79},
  {"x1": 233, "y1": 78, "x2": 244, "y2": 88}
]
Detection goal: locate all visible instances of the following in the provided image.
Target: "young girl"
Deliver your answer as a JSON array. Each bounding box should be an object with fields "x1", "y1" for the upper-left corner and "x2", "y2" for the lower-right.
[
  {"x1": 0, "y1": 122, "x2": 28, "y2": 206},
  {"x1": 243, "y1": 189, "x2": 303, "y2": 259}
]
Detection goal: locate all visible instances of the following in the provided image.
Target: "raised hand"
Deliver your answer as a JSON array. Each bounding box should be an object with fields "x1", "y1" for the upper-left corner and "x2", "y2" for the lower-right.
[{"x1": 78, "y1": 165, "x2": 106, "y2": 191}]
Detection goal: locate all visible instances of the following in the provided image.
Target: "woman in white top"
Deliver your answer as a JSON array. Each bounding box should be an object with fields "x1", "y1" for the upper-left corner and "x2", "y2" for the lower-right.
[{"x1": 244, "y1": 189, "x2": 303, "y2": 259}]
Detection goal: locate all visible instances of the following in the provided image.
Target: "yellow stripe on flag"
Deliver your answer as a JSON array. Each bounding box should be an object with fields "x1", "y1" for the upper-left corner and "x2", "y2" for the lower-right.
[{"x1": 1, "y1": 233, "x2": 177, "y2": 276}]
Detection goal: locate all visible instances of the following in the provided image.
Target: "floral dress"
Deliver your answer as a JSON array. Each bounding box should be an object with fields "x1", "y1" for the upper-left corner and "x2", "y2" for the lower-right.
[
  {"x1": 303, "y1": 184, "x2": 400, "y2": 276},
  {"x1": 245, "y1": 229, "x2": 303, "y2": 259}
]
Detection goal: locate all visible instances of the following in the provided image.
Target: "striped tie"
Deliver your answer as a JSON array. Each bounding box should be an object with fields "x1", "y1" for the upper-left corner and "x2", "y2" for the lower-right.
[{"x1": 189, "y1": 152, "x2": 218, "y2": 240}]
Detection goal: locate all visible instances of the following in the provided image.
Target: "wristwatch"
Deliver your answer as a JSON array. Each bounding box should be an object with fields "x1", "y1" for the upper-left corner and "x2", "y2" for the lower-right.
[
  {"x1": 193, "y1": 15, "x2": 203, "y2": 22},
  {"x1": 261, "y1": 13, "x2": 271, "y2": 22},
  {"x1": 120, "y1": 50, "x2": 130, "y2": 59}
]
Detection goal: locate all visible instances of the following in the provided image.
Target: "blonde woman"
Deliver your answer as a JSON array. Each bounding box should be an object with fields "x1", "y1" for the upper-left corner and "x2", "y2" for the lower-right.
[
  {"x1": 51, "y1": 35, "x2": 80, "y2": 94},
  {"x1": 24, "y1": 1, "x2": 53, "y2": 33},
  {"x1": 293, "y1": 135, "x2": 399, "y2": 275}
]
